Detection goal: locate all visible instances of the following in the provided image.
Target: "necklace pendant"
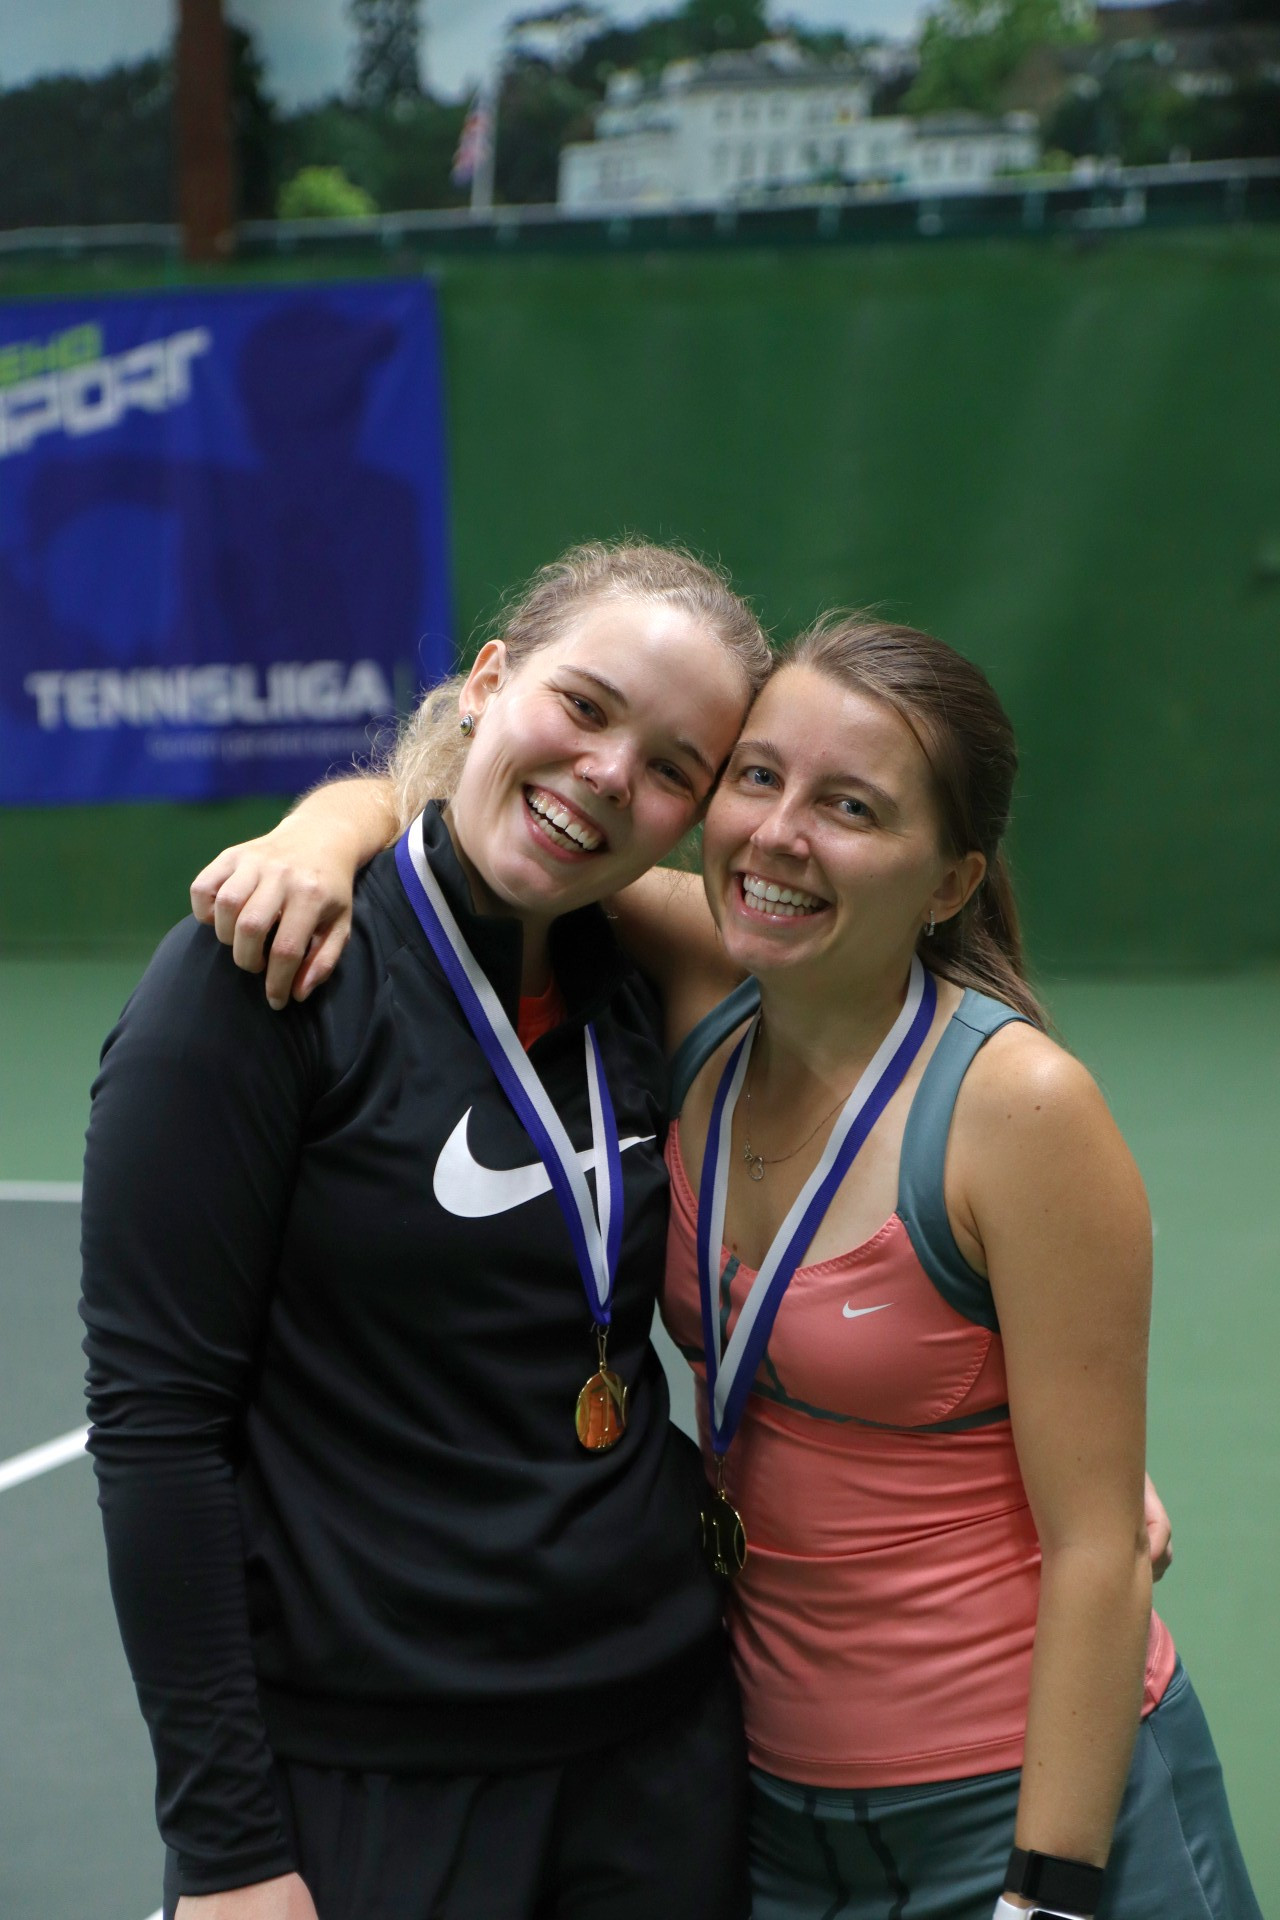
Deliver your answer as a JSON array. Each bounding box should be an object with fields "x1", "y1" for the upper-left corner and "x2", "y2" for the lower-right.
[
  {"x1": 743, "y1": 1141, "x2": 765, "y2": 1182},
  {"x1": 575, "y1": 1327, "x2": 627, "y2": 1450}
]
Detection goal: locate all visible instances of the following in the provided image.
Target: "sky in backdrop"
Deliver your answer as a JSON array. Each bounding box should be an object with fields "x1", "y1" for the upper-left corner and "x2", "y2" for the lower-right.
[{"x1": 0, "y1": 0, "x2": 931, "y2": 107}]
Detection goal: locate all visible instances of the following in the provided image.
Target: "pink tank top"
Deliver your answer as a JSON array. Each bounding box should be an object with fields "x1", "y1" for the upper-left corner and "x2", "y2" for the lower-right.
[{"x1": 661, "y1": 993, "x2": 1175, "y2": 1787}]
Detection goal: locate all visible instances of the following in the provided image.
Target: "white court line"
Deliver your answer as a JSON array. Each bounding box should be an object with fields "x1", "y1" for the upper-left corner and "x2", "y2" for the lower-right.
[
  {"x1": 0, "y1": 1179, "x2": 82, "y2": 1202},
  {"x1": 0, "y1": 1425, "x2": 89, "y2": 1493}
]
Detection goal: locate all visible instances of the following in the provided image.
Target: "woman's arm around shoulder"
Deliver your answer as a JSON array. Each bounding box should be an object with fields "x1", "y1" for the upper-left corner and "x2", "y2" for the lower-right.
[
  {"x1": 948, "y1": 1024, "x2": 1154, "y2": 1875},
  {"x1": 607, "y1": 866, "x2": 745, "y2": 1053},
  {"x1": 190, "y1": 774, "x2": 399, "y2": 1010}
]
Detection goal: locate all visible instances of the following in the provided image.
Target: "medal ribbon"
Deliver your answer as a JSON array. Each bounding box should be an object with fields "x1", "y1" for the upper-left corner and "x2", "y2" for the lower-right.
[
  {"x1": 396, "y1": 813, "x2": 623, "y2": 1324},
  {"x1": 696, "y1": 956, "x2": 937, "y2": 1454}
]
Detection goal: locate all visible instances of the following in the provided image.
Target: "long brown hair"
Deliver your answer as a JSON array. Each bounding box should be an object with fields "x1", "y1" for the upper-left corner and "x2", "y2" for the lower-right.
[
  {"x1": 385, "y1": 541, "x2": 771, "y2": 827},
  {"x1": 782, "y1": 615, "x2": 1046, "y2": 1027}
]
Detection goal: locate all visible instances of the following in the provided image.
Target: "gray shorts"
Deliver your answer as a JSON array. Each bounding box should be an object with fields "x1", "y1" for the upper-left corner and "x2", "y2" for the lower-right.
[{"x1": 749, "y1": 1661, "x2": 1261, "y2": 1920}]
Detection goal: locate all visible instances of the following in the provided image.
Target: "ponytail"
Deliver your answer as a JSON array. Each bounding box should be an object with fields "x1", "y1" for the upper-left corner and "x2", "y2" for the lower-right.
[{"x1": 926, "y1": 849, "x2": 1045, "y2": 1028}]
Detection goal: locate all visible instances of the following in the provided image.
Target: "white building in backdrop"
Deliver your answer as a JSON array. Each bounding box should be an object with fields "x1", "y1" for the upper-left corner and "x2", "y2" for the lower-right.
[{"x1": 558, "y1": 43, "x2": 1040, "y2": 210}]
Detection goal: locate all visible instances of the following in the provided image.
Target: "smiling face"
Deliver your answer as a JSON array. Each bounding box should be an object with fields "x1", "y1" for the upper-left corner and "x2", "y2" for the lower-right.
[
  {"x1": 702, "y1": 664, "x2": 985, "y2": 991},
  {"x1": 447, "y1": 595, "x2": 750, "y2": 929}
]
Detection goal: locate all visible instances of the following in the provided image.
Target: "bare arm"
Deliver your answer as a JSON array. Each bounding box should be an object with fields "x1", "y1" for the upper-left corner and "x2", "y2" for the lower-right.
[
  {"x1": 176, "y1": 1877, "x2": 319, "y2": 1920},
  {"x1": 190, "y1": 775, "x2": 398, "y2": 1009},
  {"x1": 953, "y1": 1028, "x2": 1154, "y2": 1890},
  {"x1": 608, "y1": 866, "x2": 745, "y2": 1051}
]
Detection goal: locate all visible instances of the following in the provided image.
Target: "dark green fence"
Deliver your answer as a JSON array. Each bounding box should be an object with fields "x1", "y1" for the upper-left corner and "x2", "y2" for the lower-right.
[{"x1": 3, "y1": 224, "x2": 1278, "y2": 973}]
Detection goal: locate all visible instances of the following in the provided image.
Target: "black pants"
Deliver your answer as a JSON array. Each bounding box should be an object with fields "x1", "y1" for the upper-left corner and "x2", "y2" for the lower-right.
[{"x1": 164, "y1": 1659, "x2": 750, "y2": 1920}]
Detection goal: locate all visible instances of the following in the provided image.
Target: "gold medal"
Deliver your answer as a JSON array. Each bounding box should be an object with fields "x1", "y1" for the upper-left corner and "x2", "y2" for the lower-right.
[
  {"x1": 702, "y1": 1459, "x2": 748, "y2": 1579},
  {"x1": 575, "y1": 1328, "x2": 628, "y2": 1450}
]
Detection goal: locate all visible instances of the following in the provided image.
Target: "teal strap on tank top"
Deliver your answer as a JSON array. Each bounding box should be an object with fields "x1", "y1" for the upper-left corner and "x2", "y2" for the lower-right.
[
  {"x1": 668, "y1": 977, "x2": 760, "y2": 1114},
  {"x1": 896, "y1": 986, "x2": 1029, "y2": 1331},
  {"x1": 670, "y1": 975, "x2": 1029, "y2": 1333}
]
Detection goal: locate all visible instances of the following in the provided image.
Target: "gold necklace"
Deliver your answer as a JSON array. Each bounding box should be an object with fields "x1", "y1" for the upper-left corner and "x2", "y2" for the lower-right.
[{"x1": 741, "y1": 1074, "x2": 851, "y2": 1183}]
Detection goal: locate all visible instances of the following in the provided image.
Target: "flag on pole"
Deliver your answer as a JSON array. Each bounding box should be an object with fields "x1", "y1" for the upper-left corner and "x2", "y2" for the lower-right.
[{"x1": 452, "y1": 86, "x2": 494, "y2": 187}]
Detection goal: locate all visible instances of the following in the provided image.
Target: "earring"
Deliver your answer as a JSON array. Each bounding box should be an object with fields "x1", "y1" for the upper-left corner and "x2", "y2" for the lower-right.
[
  {"x1": 459, "y1": 714, "x2": 475, "y2": 737},
  {"x1": 925, "y1": 910, "x2": 936, "y2": 937}
]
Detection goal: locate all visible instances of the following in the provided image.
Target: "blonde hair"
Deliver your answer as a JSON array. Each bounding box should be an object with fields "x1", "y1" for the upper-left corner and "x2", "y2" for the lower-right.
[
  {"x1": 383, "y1": 541, "x2": 770, "y2": 826},
  {"x1": 783, "y1": 615, "x2": 1046, "y2": 1027}
]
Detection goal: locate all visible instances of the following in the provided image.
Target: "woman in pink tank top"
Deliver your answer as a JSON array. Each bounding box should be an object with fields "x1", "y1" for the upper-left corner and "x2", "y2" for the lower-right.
[{"x1": 644, "y1": 615, "x2": 1259, "y2": 1920}]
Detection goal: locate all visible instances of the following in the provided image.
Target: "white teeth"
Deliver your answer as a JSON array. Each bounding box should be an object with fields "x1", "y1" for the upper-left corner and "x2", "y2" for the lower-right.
[
  {"x1": 741, "y1": 874, "x2": 823, "y2": 915},
  {"x1": 526, "y1": 790, "x2": 602, "y2": 852}
]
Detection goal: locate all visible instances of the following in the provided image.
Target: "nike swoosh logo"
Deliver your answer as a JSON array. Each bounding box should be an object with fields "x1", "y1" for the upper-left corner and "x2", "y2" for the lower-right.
[
  {"x1": 842, "y1": 1303, "x2": 892, "y2": 1319},
  {"x1": 434, "y1": 1107, "x2": 655, "y2": 1219}
]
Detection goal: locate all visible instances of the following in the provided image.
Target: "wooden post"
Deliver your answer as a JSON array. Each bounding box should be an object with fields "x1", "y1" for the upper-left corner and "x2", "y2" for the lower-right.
[{"x1": 175, "y1": 0, "x2": 235, "y2": 262}]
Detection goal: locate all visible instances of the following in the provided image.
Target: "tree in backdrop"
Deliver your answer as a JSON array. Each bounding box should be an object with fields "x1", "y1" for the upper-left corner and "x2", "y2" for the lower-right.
[
  {"x1": 0, "y1": 22, "x2": 277, "y2": 232},
  {"x1": 907, "y1": 0, "x2": 1093, "y2": 114},
  {"x1": 278, "y1": 96, "x2": 468, "y2": 211},
  {"x1": 566, "y1": 0, "x2": 771, "y2": 88},
  {"x1": 278, "y1": 165, "x2": 377, "y2": 217},
  {"x1": 349, "y1": 0, "x2": 424, "y2": 106},
  {"x1": 228, "y1": 22, "x2": 279, "y2": 217},
  {"x1": 0, "y1": 62, "x2": 173, "y2": 228},
  {"x1": 283, "y1": 0, "x2": 470, "y2": 214},
  {"x1": 680, "y1": 0, "x2": 772, "y2": 53},
  {"x1": 1045, "y1": 30, "x2": 1280, "y2": 161},
  {"x1": 494, "y1": 59, "x2": 597, "y2": 204}
]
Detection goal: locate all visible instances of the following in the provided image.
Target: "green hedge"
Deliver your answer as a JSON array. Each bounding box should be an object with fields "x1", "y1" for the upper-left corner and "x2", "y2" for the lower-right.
[{"x1": 3, "y1": 230, "x2": 1278, "y2": 970}]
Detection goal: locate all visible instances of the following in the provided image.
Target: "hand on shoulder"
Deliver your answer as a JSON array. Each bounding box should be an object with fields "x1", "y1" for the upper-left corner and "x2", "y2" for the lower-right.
[{"x1": 190, "y1": 777, "x2": 397, "y2": 1010}]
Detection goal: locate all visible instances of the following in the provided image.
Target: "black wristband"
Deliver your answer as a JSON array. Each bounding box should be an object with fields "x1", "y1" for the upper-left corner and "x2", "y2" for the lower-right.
[{"x1": 1004, "y1": 1847, "x2": 1105, "y2": 1915}]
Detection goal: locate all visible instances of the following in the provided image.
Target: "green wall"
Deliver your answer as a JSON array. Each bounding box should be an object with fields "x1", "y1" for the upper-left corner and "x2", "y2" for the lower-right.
[{"x1": 2, "y1": 229, "x2": 1278, "y2": 969}]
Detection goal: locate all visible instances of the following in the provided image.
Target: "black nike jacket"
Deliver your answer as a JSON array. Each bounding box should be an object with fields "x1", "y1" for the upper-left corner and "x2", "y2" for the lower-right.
[{"x1": 80, "y1": 803, "x2": 725, "y2": 1896}]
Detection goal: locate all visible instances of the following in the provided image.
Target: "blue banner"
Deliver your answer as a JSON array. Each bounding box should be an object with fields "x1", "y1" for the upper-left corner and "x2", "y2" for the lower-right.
[{"x1": 0, "y1": 283, "x2": 450, "y2": 803}]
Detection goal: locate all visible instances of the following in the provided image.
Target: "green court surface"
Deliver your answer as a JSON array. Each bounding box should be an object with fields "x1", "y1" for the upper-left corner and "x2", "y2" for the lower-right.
[{"x1": 1, "y1": 956, "x2": 1276, "y2": 1919}]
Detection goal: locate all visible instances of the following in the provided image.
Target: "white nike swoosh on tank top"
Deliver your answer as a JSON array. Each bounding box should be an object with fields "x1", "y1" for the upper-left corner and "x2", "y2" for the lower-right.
[
  {"x1": 433, "y1": 1108, "x2": 655, "y2": 1219},
  {"x1": 842, "y1": 1302, "x2": 892, "y2": 1319}
]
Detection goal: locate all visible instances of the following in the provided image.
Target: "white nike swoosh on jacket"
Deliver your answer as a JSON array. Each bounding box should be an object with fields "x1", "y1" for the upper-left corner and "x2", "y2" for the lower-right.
[{"x1": 433, "y1": 1108, "x2": 656, "y2": 1219}]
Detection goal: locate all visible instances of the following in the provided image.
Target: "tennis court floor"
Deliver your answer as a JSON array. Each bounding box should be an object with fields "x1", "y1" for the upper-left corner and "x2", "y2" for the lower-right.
[{"x1": 2, "y1": 958, "x2": 1276, "y2": 1919}]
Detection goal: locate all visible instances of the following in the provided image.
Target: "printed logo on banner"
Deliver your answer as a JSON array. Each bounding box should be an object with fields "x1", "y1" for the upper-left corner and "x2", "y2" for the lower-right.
[
  {"x1": 0, "y1": 285, "x2": 451, "y2": 804},
  {"x1": 0, "y1": 322, "x2": 211, "y2": 457}
]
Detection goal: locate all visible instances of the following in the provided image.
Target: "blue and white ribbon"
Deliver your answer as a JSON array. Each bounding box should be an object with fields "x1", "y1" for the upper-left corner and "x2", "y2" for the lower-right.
[
  {"x1": 396, "y1": 813, "x2": 622, "y2": 1324},
  {"x1": 697, "y1": 956, "x2": 937, "y2": 1454}
]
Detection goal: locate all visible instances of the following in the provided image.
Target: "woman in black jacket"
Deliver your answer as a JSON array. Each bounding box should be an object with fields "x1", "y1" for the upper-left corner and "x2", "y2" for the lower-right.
[{"x1": 81, "y1": 543, "x2": 771, "y2": 1920}]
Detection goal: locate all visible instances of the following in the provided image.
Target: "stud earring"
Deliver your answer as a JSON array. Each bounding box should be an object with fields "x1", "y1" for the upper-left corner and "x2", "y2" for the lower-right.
[{"x1": 459, "y1": 714, "x2": 475, "y2": 737}]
